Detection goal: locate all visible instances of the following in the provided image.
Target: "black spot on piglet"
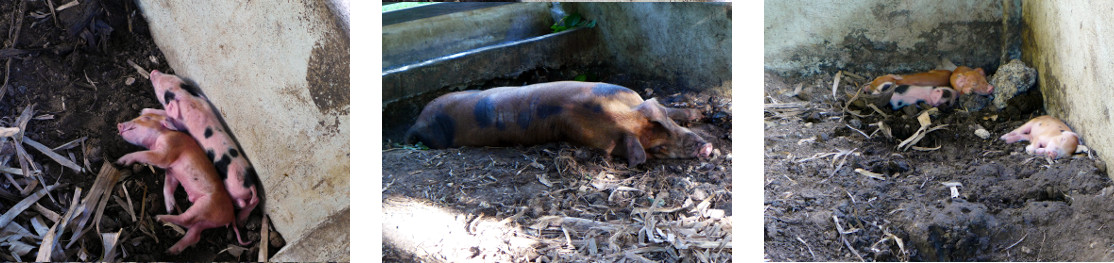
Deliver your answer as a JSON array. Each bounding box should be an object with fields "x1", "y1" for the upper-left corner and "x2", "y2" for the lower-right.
[
  {"x1": 206, "y1": 149, "x2": 215, "y2": 162},
  {"x1": 214, "y1": 154, "x2": 232, "y2": 179},
  {"x1": 204, "y1": 127, "x2": 213, "y2": 138},
  {"x1": 163, "y1": 90, "x2": 176, "y2": 104},
  {"x1": 229, "y1": 148, "x2": 239, "y2": 158}
]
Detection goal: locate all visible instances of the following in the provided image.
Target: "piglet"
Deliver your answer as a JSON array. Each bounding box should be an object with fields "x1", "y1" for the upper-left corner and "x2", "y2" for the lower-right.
[
  {"x1": 877, "y1": 84, "x2": 957, "y2": 110},
  {"x1": 117, "y1": 110, "x2": 247, "y2": 254},
  {"x1": 950, "y1": 66, "x2": 994, "y2": 95},
  {"x1": 868, "y1": 69, "x2": 952, "y2": 94},
  {"x1": 149, "y1": 70, "x2": 261, "y2": 223},
  {"x1": 1000, "y1": 115, "x2": 1079, "y2": 159}
]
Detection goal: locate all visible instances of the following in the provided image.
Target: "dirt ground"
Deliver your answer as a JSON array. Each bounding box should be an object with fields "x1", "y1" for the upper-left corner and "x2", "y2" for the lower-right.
[
  {"x1": 763, "y1": 70, "x2": 1114, "y2": 261},
  {"x1": 382, "y1": 67, "x2": 733, "y2": 262},
  {"x1": 0, "y1": 1, "x2": 279, "y2": 261}
]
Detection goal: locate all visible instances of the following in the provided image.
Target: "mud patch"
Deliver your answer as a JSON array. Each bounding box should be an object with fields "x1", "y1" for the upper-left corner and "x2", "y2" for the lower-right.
[{"x1": 306, "y1": 35, "x2": 350, "y2": 116}]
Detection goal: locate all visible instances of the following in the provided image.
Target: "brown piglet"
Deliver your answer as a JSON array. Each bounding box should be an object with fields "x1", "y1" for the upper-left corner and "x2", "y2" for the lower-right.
[{"x1": 117, "y1": 110, "x2": 247, "y2": 254}]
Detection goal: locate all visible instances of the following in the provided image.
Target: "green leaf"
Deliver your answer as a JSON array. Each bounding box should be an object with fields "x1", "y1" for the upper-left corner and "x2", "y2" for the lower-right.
[
  {"x1": 585, "y1": 20, "x2": 596, "y2": 28},
  {"x1": 567, "y1": 14, "x2": 582, "y2": 28},
  {"x1": 574, "y1": 74, "x2": 588, "y2": 81}
]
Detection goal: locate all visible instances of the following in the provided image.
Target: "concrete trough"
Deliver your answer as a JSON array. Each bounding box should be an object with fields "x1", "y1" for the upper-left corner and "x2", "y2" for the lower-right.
[
  {"x1": 382, "y1": 2, "x2": 602, "y2": 105},
  {"x1": 134, "y1": 0, "x2": 350, "y2": 261}
]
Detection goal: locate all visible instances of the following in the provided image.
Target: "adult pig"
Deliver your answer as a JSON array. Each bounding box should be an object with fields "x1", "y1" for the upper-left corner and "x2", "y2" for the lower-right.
[
  {"x1": 404, "y1": 81, "x2": 714, "y2": 167},
  {"x1": 149, "y1": 70, "x2": 260, "y2": 223},
  {"x1": 116, "y1": 110, "x2": 247, "y2": 254},
  {"x1": 1000, "y1": 115, "x2": 1079, "y2": 159}
]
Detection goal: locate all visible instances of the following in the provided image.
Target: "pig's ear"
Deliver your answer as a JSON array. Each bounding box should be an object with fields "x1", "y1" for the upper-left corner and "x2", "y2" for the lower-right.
[
  {"x1": 623, "y1": 134, "x2": 647, "y2": 167},
  {"x1": 141, "y1": 108, "x2": 166, "y2": 116},
  {"x1": 160, "y1": 118, "x2": 179, "y2": 131}
]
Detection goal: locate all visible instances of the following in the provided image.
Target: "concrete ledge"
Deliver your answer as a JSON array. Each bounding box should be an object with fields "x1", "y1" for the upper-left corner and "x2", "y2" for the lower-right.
[
  {"x1": 134, "y1": 0, "x2": 350, "y2": 261},
  {"x1": 383, "y1": 2, "x2": 553, "y2": 70},
  {"x1": 383, "y1": 27, "x2": 600, "y2": 104}
]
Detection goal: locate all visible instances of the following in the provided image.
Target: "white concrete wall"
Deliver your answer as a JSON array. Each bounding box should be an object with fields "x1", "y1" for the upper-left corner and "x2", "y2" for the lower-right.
[
  {"x1": 765, "y1": 0, "x2": 1002, "y2": 76},
  {"x1": 571, "y1": 3, "x2": 733, "y2": 94},
  {"x1": 1022, "y1": 1, "x2": 1114, "y2": 172},
  {"x1": 134, "y1": 0, "x2": 349, "y2": 261}
]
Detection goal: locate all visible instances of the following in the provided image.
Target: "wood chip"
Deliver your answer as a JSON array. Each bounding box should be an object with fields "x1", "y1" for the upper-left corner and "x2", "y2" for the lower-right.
[
  {"x1": 33, "y1": 203, "x2": 61, "y2": 223},
  {"x1": 854, "y1": 168, "x2": 887, "y2": 180},
  {"x1": 55, "y1": 0, "x2": 79, "y2": 11},
  {"x1": 260, "y1": 214, "x2": 271, "y2": 262},
  {"x1": 126, "y1": 60, "x2": 149, "y2": 79},
  {"x1": 0, "y1": 127, "x2": 18, "y2": 137}
]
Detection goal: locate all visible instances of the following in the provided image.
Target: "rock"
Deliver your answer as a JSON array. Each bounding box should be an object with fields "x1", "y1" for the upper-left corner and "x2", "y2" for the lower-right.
[
  {"x1": 974, "y1": 128, "x2": 990, "y2": 139},
  {"x1": 848, "y1": 118, "x2": 862, "y2": 129},
  {"x1": 958, "y1": 93, "x2": 993, "y2": 112},
  {"x1": 990, "y1": 59, "x2": 1038, "y2": 110}
]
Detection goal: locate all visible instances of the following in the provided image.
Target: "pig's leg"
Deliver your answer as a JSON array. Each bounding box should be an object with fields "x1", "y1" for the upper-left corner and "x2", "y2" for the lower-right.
[
  {"x1": 117, "y1": 151, "x2": 170, "y2": 168},
  {"x1": 622, "y1": 134, "x2": 647, "y2": 167},
  {"x1": 235, "y1": 186, "x2": 259, "y2": 222},
  {"x1": 163, "y1": 173, "x2": 180, "y2": 213},
  {"x1": 1001, "y1": 122, "x2": 1035, "y2": 143},
  {"x1": 166, "y1": 226, "x2": 202, "y2": 255},
  {"x1": 1025, "y1": 138, "x2": 1049, "y2": 155}
]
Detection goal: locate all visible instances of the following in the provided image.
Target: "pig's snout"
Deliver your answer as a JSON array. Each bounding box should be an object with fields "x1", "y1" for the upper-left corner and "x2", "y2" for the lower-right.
[
  {"x1": 695, "y1": 143, "x2": 713, "y2": 158},
  {"x1": 150, "y1": 70, "x2": 161, "y2": 78},
  {"x1": 117, "y1": 122, "x2": 131, "y2": 134}
]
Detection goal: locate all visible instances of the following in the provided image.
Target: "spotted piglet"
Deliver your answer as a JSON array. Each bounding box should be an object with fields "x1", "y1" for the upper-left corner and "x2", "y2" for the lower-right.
[
  {"x1": 149, "y1": 70, "x2": 261, "y2": 223},
  {"x1": 877, "y1": 84, "x2": 958, "y2": 110},
  {"x1": 117, "y1": 110, "x2": 247, "y2": 254}
]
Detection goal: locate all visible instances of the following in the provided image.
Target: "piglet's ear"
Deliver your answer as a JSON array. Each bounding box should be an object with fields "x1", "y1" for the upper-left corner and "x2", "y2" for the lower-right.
[
  {"x1": 623, "y1": 134, "x2": 647, "y2": 167},
  {"x1": 160, "y1": 118, "x2": 178, "y2": 131}
]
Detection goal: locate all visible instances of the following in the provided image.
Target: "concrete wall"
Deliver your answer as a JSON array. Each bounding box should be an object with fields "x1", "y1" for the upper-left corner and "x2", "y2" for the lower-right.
[
  {"x1": 765, "y1": 0, "x2": 1002, "y2": 77},
  {"x1": 569, "y1": 3, "x2": 732, "y2": 94},
  {"x1": 1022, "y1": 1, "x2": 1114, "y2": 171},
  {"x1": 134, "y1": 0, "x2": 349, "y2": 261},
  {"x1": 383, "y1": 3, "x2": 552, "y2": 70}
]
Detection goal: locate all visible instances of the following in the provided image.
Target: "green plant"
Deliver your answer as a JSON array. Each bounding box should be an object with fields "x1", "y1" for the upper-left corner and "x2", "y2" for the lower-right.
[{"x1": 551, "y1": 13, "x2": 596, "y2": 33}]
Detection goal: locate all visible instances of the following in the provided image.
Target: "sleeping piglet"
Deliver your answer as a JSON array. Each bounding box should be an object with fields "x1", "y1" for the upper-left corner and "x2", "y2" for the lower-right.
[
  {"x1": 876, "y1": 84, "x2": 958, "y2": 110},
  {"x1": 1000, "y1": 115, "x2": 1079, "y2": 159},
  {"x1": 405, "y1": 81, "x2": 713, "y2": 167},
  {"x1": 148, "y1": 70, "x2": 261, "y2": 223},
  {"x1": 117, "y1": 110, "x2": 247, "y2": 254}
]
